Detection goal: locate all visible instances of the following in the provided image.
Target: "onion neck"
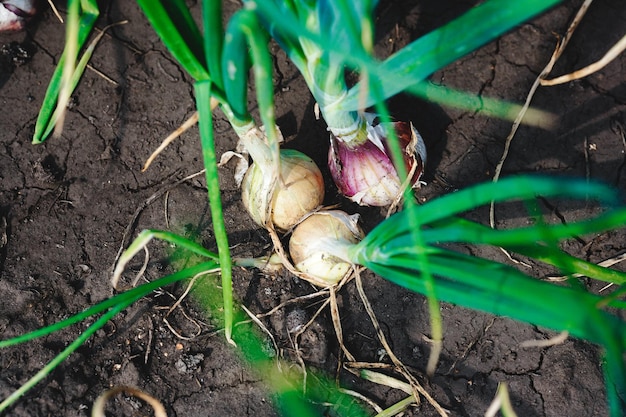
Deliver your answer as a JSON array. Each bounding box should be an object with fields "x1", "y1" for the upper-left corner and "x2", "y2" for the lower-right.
[
  {"x1": 312, "y1": 78, "x2": 369, "y2": 147},
  {"x1": 325, "y1": 110, "x2": 368, "y2": 147},
  {"x1": 292, "y1": 31, "x2": 369, "y2": 148},
  {"x1": 348, "y1": 239, "x2": 367, "y2": 264},
  {"x1": 235, "y1": 123, "x2": 274, "y2": 174},
  {"x1": 311, "y1": 84, "x2": 367, "y2": 147},
  {"x1": 218, "y1": 100, "x2": 254, "y2": 136},
  {"x1": 299, "y1": 57, "x2": 367, "y2": 147},
  {"x1": 317, "y1": 236, "x2": 358, "y2": 265}
]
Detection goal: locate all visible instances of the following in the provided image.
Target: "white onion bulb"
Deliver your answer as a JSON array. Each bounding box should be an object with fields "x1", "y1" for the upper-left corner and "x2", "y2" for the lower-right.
[
  {"x1": 289, "y1": 210, "x2": 363, "y2": 287},
  {"x1": 242, "y1": 149, "x2": 325, "y2": 231}
]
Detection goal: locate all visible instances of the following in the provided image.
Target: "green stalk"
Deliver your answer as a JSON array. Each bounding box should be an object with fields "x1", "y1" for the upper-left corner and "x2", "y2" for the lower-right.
[
  {"x1": 304, "y1": 53, "x2": 368, "y2": 145},
  {"x1": 361, "y1": 249, "x2": 626, "y2": 347},
  {"x1": 373, "y1": 94, "x2": 442, "y2": 376},
  {"x1": 0, "y1": 259, "x2": 221, "y2": 412},
  {"x1": 415, "y1": 217, "x2": 626, "y2": 285},
  {"x1": 139, "y1": 5, "x2": 289, "y2": 344},
  {"x1": 245, "y1": 0, "x2": 369, "y2": 144},
  {"x1": 195, "y1": 80, "x2": 234, "y2": 344},
  {"x1": 341, "y1": 0, "x2": 563, "y2": 110},
  {"x1": 33, "y1": 0, "x2": 100, "y2": 143},
  {"x1": 312, "y1": 63, "x2": 368, "y2": 145},
  {"x1": 202, "y1": 0, "x2": 224, "y2": 90},
  {"x1": 348, "y1": 173, "x2": 626, "y2": 412},
  {"x1": 370, "y1": 176, "x2": 619, "y2": 235},
  {"x1": 0, "y1": 261, "x2": 220, "y2": 348},
  {"x1": 222, "y1": 11, "x2": 254, "y2": 123},
  {"x1": 250, "y1": 0, "x2": 562, "y2": 123},
  {"x1": 136, "y1": 0, "x2": 208, "y2": 81}
]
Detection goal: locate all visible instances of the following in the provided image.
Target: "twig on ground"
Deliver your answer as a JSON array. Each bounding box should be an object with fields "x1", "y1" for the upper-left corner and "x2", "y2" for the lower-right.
[
  {"x1": 541, "y1": 34, "x2": 626, "y2": 86},
  {"x1": 254, "y1": 291, "x2": 331, "y2": 319},
  {"x1": 329, "y1": 285, "x2": 356, "y2": 362},
  {"x1": 162, "y1": 273, "x2": 206, "y2": 340},
  {"x1": 143, "y1": 111, "x2": 201, "y2": 172},
  {"x1": 86, "y1": 63, "x2": 119, "y2": 85},
  {"x1": 47, "y1": 0, "x2": 63, "y2": 23},
  {"x1": 338, "y1": 388, "x2": 384, "y2": 414},
  {"x1": 490, "y1": 0, "x2": 594, "y2": 228},
  {"x1": 91, "y1": 386, "x2": 167, "y2": 417},
  {"x1": 519, "y1": 331, "x2": 569, "y2": 348},
  {"x1": 354, "y1": 271, "x2": 447, "y2": 417},
  {"x1": 547, "y1": 251, "x2": 626, "y2": 284},
  {"x1": 241, "y1": 304, "x2": 281, "y2": 366}
]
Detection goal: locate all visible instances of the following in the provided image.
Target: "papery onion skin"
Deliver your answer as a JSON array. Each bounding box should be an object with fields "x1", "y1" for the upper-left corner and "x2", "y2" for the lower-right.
[
  {"x1": 328, "y1": 121, "x2": 425, "y2": 207},
  {"x1": 0, "y1": 0, "x2": 37, "y2": 32},
  {"x1": 241, "y1": 149, "x2": 325, "y2": 231},
  {"x1": 289, "y1": 210, "x2": 363, "y2": 287}
]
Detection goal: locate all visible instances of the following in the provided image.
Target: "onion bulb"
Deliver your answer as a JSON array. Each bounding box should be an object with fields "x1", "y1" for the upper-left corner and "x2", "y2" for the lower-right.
[
  {"x1": 242, "y1": 148, "x2": 325, "y2": 231},
  {"x1": 328, "y1": 121, "x2": 426, "y2": 207},
  {"x1": 0, "y1": 0, "x2": 36, "y2": 32},
  {"x1": 289, "y1": 210, "x2": 363, "y2": 287}
]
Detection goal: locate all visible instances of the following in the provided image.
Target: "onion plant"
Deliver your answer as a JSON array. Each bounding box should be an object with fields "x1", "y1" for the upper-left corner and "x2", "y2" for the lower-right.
[
  {"x1": 249, "y1": 0, "x2": 561, "y2": 206},
  {"x1": 11, "y1": 0, "x2": 626, "y2": 415},
  {"x1": 114, "y1": 176, "x2": 626, "y2": 415},
  {"x1": 6, "y1": 175, "x2": 625, "y2": 414},
  {"x1": 31, "y1": 0, "x2": 566, "y2": 338}
]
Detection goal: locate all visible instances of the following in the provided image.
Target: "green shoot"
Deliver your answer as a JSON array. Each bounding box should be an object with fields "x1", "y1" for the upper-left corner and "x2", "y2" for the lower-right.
[
  {"x1": 0, "y1": 259, "x2": 370, "y2": 416},
  {"x1": 132, "y1": 0, "x2": 264, "y2": 344},
  {"x1": 249, "y1": 0, "x2": 562, "y2": 128},
  {"x1": 194, "y1": 80, "x2": 235, "y2": 343},
  {"x1": 350, "y1": 175, "x2": 626, "y2": 416},
  {"x1": 0, "y1": 262, "x2": 220, "y2": 412},
  {"x1": 33, "y1": 0, "x2": 99, "y2": 143},
  {"x1": 372, "y1": 94, "x2": 443, "y2": 376}
]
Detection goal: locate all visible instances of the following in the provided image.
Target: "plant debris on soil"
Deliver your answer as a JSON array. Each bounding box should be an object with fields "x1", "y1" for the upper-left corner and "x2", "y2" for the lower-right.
[{"x1": 1, "y1": 1, "x2": 626, "y2": 416}]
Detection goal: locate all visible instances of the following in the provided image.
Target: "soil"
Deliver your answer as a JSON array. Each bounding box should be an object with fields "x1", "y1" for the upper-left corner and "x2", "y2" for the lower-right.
[{"x1": 1, "y1": 1, "x2": 625, "y2": 416}]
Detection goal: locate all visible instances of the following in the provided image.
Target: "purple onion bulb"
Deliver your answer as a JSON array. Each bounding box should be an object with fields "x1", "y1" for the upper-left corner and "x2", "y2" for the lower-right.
[
  {"x1": 328, "y1": 121, "x2": 426, "y2": 207},
  {"x1": 0, "y1": 0, "x2": 37, "y2": 32}
]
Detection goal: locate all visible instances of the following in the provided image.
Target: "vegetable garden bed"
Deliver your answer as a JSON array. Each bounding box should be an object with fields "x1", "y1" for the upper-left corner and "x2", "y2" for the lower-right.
[{"x1": 1, "y1": 0, "x2": 625, "y2": 416}]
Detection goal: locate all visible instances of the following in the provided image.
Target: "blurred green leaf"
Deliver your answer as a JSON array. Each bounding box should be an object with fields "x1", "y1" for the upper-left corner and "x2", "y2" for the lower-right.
[
  {"x1": 33, "y1": 0, "x2": 99, "y2": 143},
  {"x1": 342, "y1": 0, "x2": 562, "y2": 110},
  {"x1": 136, "y1": 0, "x2": 208, "y2": 80}
]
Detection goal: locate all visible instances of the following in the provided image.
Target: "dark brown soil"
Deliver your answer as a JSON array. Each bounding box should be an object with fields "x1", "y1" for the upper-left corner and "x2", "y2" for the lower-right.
[{"x1": 1, "y1": 1, "x2": 625, "y2": 416}]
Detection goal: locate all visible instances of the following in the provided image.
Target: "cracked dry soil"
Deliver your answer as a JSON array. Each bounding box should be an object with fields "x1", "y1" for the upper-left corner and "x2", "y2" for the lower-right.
[{"x1": 1, "y1": 1, "x2": 626, "y2": 416}]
